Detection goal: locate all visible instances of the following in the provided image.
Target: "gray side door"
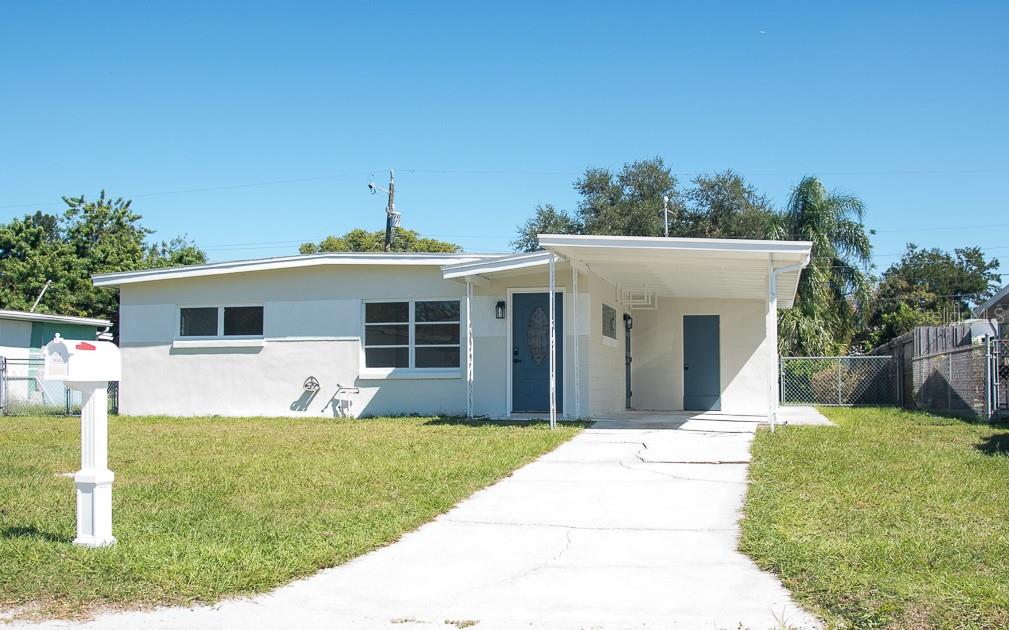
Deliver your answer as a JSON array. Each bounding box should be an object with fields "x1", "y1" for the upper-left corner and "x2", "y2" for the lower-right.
[
  {"x1": 512, "y1": 293, "x2": 563, "y2": 413},
  {"x1": 683, "y1": 315, "x2": 721, "y2": 411}
]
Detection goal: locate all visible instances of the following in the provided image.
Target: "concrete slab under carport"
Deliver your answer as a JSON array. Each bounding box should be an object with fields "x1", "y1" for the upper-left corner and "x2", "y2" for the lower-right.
[{"x1": 20, "y1": 412, "x2": 821, "y2": 630}]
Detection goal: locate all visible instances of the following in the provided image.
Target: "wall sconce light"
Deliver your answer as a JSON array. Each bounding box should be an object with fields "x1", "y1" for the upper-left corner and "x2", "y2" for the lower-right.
[
  {"x1": 623, "y1": 313, "x2": 633, "y2": 331},
  {"x1": 495, "y1": 300, "x2": 506, "y2": 319}
]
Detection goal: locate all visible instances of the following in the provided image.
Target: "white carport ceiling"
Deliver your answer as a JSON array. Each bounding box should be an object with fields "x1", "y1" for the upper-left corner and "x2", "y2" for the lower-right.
[{"x1": 538, "y1": 235, "x2": 812, "y2": 308}]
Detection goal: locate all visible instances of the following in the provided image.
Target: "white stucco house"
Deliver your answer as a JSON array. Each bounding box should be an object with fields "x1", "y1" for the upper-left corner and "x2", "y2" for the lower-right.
[{"x1": 92, "y1": 234, "x2": 811, "y2": 422}]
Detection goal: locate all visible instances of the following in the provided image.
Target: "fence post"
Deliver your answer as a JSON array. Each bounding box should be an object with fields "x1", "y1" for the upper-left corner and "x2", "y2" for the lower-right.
[
  {"x1": 986, "y1": 338, "x2": 993, "y2": 421},
  {"x1": 836, "y1": 357, "x2": 843, "y2": 405},
  {"x1": 947, "y1": 353, "x2": 952, "y2": 411}
]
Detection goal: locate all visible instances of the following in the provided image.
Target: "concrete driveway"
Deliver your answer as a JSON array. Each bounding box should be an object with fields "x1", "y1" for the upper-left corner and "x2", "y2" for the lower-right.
[{"x1": 23, "y1": 410, "x2": 825, "y2": 630}]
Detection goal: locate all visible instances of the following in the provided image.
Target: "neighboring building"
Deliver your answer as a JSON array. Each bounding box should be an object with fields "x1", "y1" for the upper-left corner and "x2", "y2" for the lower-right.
[
  {"x1": 974, "y1": 283, "x2": 1009, "y2": 337},
  {"x1": 93, "y1": 234, "x2": 812, "y2": 420},
  {"x1": 0, "y1": 309, "x2": 113, "y2": 407}
]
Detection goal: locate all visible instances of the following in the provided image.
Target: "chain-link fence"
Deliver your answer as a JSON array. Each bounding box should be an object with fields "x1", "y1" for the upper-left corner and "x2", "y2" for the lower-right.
[
  {"x1": 780, "y1": 355, "x2": 900, "y2": 406},
  {"x1": 0, "y1": 356, "x2": 119, "y2": 416},
  {"x1": 996, "y1": 339, "x2": 1008, "y2": 418},
  {"x1": 911, "y1": 339, "x2": 1004, "y2": 420}
]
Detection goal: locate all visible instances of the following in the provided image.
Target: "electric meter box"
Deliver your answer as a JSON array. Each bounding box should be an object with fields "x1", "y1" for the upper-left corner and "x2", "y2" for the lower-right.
[{"x1": 42, "y1": 334, "x2": 121, "y2": 383}]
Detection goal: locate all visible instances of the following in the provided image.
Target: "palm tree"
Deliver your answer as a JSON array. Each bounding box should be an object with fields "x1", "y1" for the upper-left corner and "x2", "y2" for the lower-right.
[{"x1": 775, "y1": 177, "x2": 872, "y2": 355}]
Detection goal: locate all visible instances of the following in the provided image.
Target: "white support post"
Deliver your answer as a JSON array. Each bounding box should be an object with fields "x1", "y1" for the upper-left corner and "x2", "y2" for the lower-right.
[
  {"x1": 767, "y1": 257, "x2": 778, "y2": 432},
  {"x1": 548, "y1": 253, "x2": 557, "y2": 430},
  {"x1": 466, "y1": 277, "x2": 474, "y2": 419},
  {"x1": 74, "y1": 383, "x2": 115, "y2": 547},
  {"x1": 572, "y1": 267, "x2": 580, "y2": 419}
]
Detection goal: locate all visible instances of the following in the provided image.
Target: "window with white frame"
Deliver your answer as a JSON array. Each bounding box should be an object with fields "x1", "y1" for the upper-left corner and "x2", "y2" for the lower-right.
[
  {"x1": 364, "y1": 300, "x2": 461, "y2": 369},
  {"x1": 602, "y1": 303, "x2": 618, "y2": 339},
  {"x1": 179, "y1": 306, "x2": 264, "y2": 338}
]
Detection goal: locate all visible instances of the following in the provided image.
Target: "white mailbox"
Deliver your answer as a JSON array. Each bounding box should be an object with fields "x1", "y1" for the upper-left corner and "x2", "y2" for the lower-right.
[
  {"x1": 43, "y1": 334, "x2": 121, "y2": 384},
  {"x1": 41, "y1": 333, "x2": 121, "y2": 548}
]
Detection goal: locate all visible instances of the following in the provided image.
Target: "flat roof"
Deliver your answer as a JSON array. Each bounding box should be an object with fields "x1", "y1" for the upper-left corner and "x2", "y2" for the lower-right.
[
  {"x1": 93, "y1": 251, "x2": 503, "y2": 287},
  {"x1": 537, "y1": 234, "x2": 812, "y2": 308},
  {"x1": 442, "y1": 235, "x2": 813, "y2": 307},
  {"x1": 0, "y1": 309, "x2": 112, "y2": 327}
]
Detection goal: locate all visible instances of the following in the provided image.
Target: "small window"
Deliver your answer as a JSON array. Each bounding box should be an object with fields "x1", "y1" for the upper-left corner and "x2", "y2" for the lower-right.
[
  {"x1": 180, "y1": 307, "x2": 218, "y2": 337},
  {"x1": 179, "y1": 305, "x2": 263, "y2": 338},
  {"x1": 223, "y1": 306, "x2": 263, "y2": 336},
  {"x1": 363, "y1": 299, "x2": 462, "y2": 369},
  {"x1": 602, "y1": 304, "x2": 617, "y2": 339}
]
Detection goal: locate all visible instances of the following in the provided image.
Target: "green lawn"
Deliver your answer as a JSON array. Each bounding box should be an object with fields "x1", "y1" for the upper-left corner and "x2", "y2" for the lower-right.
[
  {"x1": 741, "y1": 407, "x2": 1009, "y2": 629},
  {"x1": 0, "y1": 416, "x2": 580, "y2": 620}
]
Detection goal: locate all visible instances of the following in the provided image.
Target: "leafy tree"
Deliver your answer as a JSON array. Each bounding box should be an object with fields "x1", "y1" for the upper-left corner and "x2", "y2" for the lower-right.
[
  {"x1": 512, "y1": 157, "x2": 681, "y2": 250},
  {"x1": 855, "y1": 244, "x2": 1000, "y2": 349},
  {"x1": 300, "y1": 227, "x2": 460, "y2": 254},
  {"x1": 776, "y1": 177, "x2": 872, "y2": 355},
  {"x1": 0, "y1": 191, "x2": 205, "y2": 331},
  {"x1": 512, "y1": 160, "x2": 781, "y2": 252},
  {"x1": 683, "y1": 170, "x2": 778, "y2": 240},
  {"x1": 512, "y1": 204, "x2": 582, "y2": 253}
]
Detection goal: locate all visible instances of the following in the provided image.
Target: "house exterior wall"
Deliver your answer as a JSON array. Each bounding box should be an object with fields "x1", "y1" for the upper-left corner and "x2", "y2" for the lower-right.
[
  {"x1": 113, "y1": 264, "x2": 776, "y2": 419},
  {"x1": 116, "y1": 264, "x2": 587, "y2": 419},
  {"x1": 119, "y1": 266, "x2": 473, "y2": 418},
  {"x1": 584, "y1": 272, "x2": 626, "y2": 415},
  {"x1": 629, "y1": 297, "x2": 773, "y2": 415}
]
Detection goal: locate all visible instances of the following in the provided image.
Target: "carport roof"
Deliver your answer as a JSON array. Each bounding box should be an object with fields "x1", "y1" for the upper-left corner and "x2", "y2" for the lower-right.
[{"x1": 443, "y1": 234, "x2": 812, "y2": 308}]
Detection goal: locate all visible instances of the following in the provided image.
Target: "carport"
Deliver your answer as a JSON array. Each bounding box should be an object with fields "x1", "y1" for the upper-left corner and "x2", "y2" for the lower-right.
[{"x1": 446, "y1": 234, "x2": 812, "y2": 427}]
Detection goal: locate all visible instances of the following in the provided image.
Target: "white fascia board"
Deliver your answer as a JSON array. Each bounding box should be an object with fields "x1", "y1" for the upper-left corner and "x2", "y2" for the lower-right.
[
  {"x1": 441, "y1": 251, "x2": 555, "y2": 279},
  {"x1": 537, "y1": 233, "x2": 813, "y2": 257},
  {"x1": 93, "y1": 252, "x2": 504, "y2": 287},
  {"x1": 975, "y1": 283, "x2": 1009, "y2": 317},
  {"x1": 0, "y1": 309, "x2": 112, "y2": 327}
]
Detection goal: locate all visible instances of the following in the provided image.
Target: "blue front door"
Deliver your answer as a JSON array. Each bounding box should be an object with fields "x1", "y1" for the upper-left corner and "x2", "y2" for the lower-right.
[
  {"x1": 512, "y1": 293, "x2": 563, "y2": 413},
  {"x1": 683, "y1": 315, "x2": 721, "y2": 411}
]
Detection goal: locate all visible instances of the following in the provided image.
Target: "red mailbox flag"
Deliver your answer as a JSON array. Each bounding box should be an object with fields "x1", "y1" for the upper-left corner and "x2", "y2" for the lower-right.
[{"x1": 76, "y1": 342, "x2": 96, "y2": 351}]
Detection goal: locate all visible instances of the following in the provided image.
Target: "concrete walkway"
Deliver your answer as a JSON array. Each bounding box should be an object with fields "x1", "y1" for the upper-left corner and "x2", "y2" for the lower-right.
[{"x1": 23, "y1": 411, "x2": 822, "y2": 630}]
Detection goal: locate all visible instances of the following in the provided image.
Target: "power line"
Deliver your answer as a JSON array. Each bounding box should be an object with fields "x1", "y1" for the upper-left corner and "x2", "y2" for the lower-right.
[
  {"x1": 0, "y1": 171, "x2": 377, "y2": 210},
  {"x1": 2, "y1": 164, "x2": 1008, "y2": 211}
]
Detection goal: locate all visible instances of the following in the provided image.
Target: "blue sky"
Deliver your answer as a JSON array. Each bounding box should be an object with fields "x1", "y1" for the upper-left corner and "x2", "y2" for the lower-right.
[{"x1": 1, "y1": 1, "x2": 1007, "y2": 277}]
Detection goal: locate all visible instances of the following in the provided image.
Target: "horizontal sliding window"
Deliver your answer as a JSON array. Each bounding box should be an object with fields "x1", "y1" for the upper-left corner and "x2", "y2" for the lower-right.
[
  {"x1": 224, "y1": 306, "x2": 264, "y2": 336},
  {"x1": 364, "y1": 299, "x2": 461, "y2": 369},
  {"x1": 179, "y1": 306, "x2": 263, "y2": 338},
  {"x1": 180, "y1": 307, "x2": 218, "y2": 337}
]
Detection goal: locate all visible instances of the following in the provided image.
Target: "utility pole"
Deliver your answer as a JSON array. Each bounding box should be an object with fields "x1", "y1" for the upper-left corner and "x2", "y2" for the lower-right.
[
  {"x1": 383, "y1": 170, "x2": 396, "y2": 252},
  {"x1": 369, "y1": 170, "x2": 401, "y2": 251}
]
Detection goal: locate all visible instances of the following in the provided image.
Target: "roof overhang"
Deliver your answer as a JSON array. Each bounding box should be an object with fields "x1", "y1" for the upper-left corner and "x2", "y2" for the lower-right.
[
  {"x1": 442, "y1": 251, "x2": 556, "y2": 283},
  {"x1": 974, "y1": 283, "x2": 1009, "y2": 318},
  {"x1": 0, "y1": 309, "x2": 112, "y2": 327},
  {"x1": 93, "y1": 252, "x2": 502, "y2": 288},
  {"x1": 538, "y1": 234, "x2": 812, "y2": 307}
]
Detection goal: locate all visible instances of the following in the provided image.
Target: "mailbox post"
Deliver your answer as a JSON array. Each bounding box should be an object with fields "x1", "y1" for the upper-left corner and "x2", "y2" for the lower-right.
[{"x1": 42, "y1": 333, "x2": 121, "y2": 548}]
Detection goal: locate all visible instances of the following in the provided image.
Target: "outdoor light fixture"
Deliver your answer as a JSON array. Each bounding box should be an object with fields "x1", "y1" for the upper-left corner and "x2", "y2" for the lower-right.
[
  {"x1": 495, "y1": 300, "x2": 506, "y2": 319},
  {"x1": 624, "y1": 313, "x2": 633, "y2": 330}
]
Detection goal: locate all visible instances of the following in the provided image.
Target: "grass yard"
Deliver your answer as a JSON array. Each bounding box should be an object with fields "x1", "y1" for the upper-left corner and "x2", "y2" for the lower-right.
[
  {"x1": 0, "y1": 415, "x2": 580, "y2": 620},
  {"x1": 741, "y1": 407, "x2": 1009, "y2": 629}
]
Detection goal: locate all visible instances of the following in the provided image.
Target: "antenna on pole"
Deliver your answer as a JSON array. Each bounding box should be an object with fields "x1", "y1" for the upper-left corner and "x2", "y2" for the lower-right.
[
  {"x1": 30, "y1": 279, "x2": 52, "y2": 312},
  {"x1": 662, "y1": 195, "x2": 670, "y2": 238},
  {"x1": 368, "y1": 170, "x2": 400, "y2": 252}
]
